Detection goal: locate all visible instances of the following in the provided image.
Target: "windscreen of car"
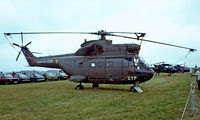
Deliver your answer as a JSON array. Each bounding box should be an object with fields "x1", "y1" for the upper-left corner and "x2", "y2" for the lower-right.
[
  {"x1": 4, "y1": 74, "x2": 13, "y2": 78},
  {"x1": 18, "y1": 74, "x2": 28, "y2": 78},
  {"x1": 0, "y1": 74, "x2": 4, "y2": 78},
  {"x1": 23, "y1": 73, "x2": 32, "y2": 77},
  {"x1": 60, "y1": 73, "x2": 66, "y2": 76},
  {"x1": 48, "y1": 73, "x2": 55, "y2": 76},
  {"x1": 34, "y1": 74, "x2": 43, "y2": 78}
]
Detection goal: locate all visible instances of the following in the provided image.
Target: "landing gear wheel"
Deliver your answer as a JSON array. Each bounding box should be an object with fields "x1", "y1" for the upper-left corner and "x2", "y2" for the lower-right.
[
  {"x1": 130, "y1": 86, "x2": 136, "y2": 92},
  {"x1": 76, "y1": 85, "x2": 84, "y2": 90},
  {"x1": 92, "y1": 83, "x2": 99, "y2": 88}
]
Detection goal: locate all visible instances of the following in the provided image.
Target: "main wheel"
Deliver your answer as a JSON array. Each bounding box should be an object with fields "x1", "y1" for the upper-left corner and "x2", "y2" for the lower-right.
[
  {"x1": 92, "y1": 83, "x2": 99, "y2": 88},
  {"x1": 130, "y1": 86, "x2": 136, "y2": 92},
  {"x1": 76, "y1": 85, "x2": 84, "y2": 90}
]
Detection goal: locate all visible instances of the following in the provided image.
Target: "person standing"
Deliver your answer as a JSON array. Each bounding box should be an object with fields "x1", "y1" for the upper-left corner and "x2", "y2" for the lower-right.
[
  {"x1": 193, "y1": 67, "x2": 200, "y2": 90},
  {"x1": 0, "y1": 72, "x2": 5, "y2": 78},
  {"x1": 190, "y1": 67, "x2": 193, "y2": 77},
  {"x1": 12, "y1": 72, "x2": 16, "y2": 77}
]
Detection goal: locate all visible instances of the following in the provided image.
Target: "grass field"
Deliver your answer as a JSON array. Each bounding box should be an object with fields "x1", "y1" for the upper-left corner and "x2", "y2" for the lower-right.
[{"x1": 0, "y1": 73, "x2": 199, "y2": 120}]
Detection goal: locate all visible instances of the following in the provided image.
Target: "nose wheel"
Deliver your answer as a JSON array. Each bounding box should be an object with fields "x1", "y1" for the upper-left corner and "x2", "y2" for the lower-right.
[
  {"x1": 130, "y1": 86, "x2": 136, "y2": 92},
  {"x1": 130, "y1": 81, "x2": 143, "y2": 93},
  {"x1": 76, "y1": 82, "x2": 84, "y2": 90}
]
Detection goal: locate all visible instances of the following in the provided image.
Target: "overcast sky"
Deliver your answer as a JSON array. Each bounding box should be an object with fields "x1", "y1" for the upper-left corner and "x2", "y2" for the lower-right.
[{"x1": 0, "y1": 0, "x2": 199, "y2": 72}]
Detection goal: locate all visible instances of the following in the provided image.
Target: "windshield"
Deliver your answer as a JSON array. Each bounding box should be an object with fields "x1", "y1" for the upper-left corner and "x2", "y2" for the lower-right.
[
  {"x1": 139, "y1": 57, "x2": 149, "y2": 66},
  {"x1": 47, "y1": 73, "x2": 55, "y2": 76},
  {"x1": 4, "y1": 74, "x2": 13, "y2": 78},
  {"x1": 60, "y1": 73, "x2": 66, "y2": 76},
  {"x1": 0, "y1": 74, "x2": 4, "y2": 78},
  {"x1": 34, "y1": 74, "x2": 43, "y2": 78},
  {"x1": 18, "y1": 74, "x2": 27, "y2": 78}
]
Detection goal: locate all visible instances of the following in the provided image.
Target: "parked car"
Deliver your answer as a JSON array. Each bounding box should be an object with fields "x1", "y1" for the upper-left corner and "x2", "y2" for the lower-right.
[
  {"x1": 44, "y1": 72, "x2": 58, "y2": 81},
  {"x1": 0, "y1": 73, "x2": 19, "y2": 85},
  {"x1": 15, "y1": 73, "x2": 31, "y2": 83},
  {"x1": 57, "y1": 72, "x2": 68, "y2": 80},
  {"x1": 46, "y1": 70, "x2": 68, "y2": 80},
  {"x1": 22, "y1": 72, "x2": 45, "y2": 82},
  {"x1": 174, "y1": 65, "x2": 190, "y2": 73},
  {"x1": 29, "y1": 73, "x2": 45, "y2": 82}
]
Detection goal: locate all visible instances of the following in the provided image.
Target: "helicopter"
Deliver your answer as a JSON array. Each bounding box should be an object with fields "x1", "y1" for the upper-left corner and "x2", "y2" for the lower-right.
[
  {"x1": 4, "y1": 30, "x2": 196, "y2": 92},
  {"x1": 153, "y1": 62, "x2": 176, "y2": 76}
]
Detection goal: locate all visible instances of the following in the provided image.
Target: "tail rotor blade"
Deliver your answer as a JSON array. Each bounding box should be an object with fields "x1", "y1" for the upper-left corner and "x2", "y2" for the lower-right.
[
  {"x1": 25, "y1": 41, "x2": 32, "y2": 47},
  {"x1": 13, "y1": 43, "x2": 21, "y2": 48},
  {"x1": 16, "y1": 51, "x2": 21, "y2": 61},
  {"x1": 32, "y1": 52, "x2": 42, "y2": 54}
]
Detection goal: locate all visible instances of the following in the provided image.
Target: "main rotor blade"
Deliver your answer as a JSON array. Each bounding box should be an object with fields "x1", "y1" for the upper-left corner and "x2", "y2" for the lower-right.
[
  {"x1": 16, "y1": 51, "x2": 21, "y2": 61},
  {"x1": 13, "y1": 43, "x2": 21, "y2": 48},
  {"x1": 4, "y1": 32, "x2": 94, "y2": 35},
  {"x1": 109, "y1": 34, "x2": 197, "y2": 51},
  {"x1": 108, "y1": 32, "x2": 145, "y2": 34},
  {"x1": 24, "y1": 41, "x2": 32, "y2": 47},
  {"x1": 4, "y1": 31, "x2": 145, "y2": 36}
]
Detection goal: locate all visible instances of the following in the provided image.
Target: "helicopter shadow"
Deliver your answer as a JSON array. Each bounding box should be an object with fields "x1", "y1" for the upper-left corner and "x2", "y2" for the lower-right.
[{"x1": 84, "y1": 87, "x2": 131, "y2": 92}]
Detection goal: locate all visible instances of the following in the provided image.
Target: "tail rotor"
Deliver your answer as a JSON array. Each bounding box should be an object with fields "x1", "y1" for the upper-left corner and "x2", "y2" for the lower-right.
[{"x1": 12, "y1": 41, "x2": 32, "y2": 61}]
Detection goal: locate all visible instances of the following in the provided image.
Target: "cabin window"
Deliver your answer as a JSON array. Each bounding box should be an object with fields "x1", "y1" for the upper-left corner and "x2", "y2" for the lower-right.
[
  {"x1": 91, "y1": 63, "x2": 96, "y2": 67},
  {"x1": 78, "y1": 62, "x2": 83, "y2": 68},
  {"x1": 107, "y1": 62, "x2": 113, "y2": 67}
]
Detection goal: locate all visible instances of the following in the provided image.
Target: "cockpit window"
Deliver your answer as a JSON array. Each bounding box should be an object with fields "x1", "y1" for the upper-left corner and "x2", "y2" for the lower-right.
[
  {"x1": 139, "y1": 57, "x2": 149, "y2": 66},
  {"x1": 125, "y1": 56, "x2": 149, "y2": 67}
]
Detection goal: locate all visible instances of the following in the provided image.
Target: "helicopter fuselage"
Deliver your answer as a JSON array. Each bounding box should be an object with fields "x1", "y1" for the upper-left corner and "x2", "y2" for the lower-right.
[{"x1": 22, "y1": 47, "x2": 154, "y2": 85}]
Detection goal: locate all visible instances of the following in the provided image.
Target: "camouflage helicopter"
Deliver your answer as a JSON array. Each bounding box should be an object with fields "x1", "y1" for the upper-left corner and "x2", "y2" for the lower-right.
[
  {"x1": 153, "y1": 62, "x2": 176, "y2": 76},
  {"x1": 4, "y1": 30, "x2": 196, "y2": 92}
]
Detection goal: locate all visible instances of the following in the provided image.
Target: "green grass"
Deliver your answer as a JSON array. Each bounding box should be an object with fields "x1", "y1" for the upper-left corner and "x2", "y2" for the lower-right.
[{"x1": 0, "y1": 73, "x2": 199, "y2": 120}]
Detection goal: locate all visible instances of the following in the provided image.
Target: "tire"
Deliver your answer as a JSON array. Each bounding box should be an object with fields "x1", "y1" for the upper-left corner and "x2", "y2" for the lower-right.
[
  {"x1": 80, "y1": 85, "x2": 84, "y2": 89},
  {"x1": 92, "y1": 83, "x2": 99, "y2": 88},
  {"x1": 76, "y1": 85, "x2": 81, "y2": 90},
  {"x1": 130, "y1": 86, "x2": 136, "y2": 92},
  {"x1": 31, "y1": 79, "x2": 35, "y2": 83},
  {"x1": 76, "y1": 85, "x2": 84, "y2": 90},
  {"x1": 5, "y1": 81, "x2": 8, "y2": 85}
]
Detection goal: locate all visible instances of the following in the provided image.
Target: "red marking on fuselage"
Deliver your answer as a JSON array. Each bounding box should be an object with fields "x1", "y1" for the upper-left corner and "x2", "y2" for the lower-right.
[
  {"x1": 26, "y1": 56, "x2": 40, "y2": 66},
  {"x1": 123, "y1": 39, "x2": 143, "y2": 80}
]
